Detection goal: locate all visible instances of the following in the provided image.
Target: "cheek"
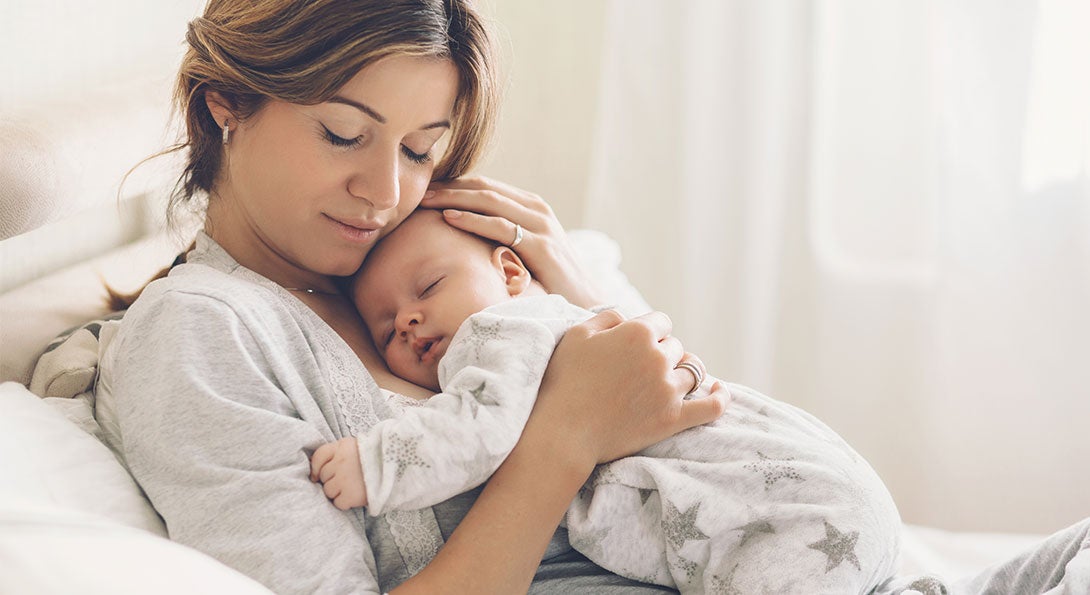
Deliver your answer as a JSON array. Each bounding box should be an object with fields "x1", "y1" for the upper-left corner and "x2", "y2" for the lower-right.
[{"x1": 398, "y1": 169, "x2": 433, "y2": 211}]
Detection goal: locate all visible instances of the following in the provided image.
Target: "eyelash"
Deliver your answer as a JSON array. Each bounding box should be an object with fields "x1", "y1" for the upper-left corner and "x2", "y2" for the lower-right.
[
  {"x1": 322, "y1": 126, "x2": 431, "y2": 164},
  {"x1": 420, "y1": 278, "x2": 441, "y2": 297}
]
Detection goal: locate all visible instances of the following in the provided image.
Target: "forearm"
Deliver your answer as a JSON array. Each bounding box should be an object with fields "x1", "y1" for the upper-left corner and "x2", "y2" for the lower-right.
[{"x1": 390, "y1": 417, "x2": 594, "y2": 594}]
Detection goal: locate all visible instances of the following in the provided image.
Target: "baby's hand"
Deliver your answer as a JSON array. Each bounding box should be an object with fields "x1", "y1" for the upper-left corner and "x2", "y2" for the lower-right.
[{"x1": 310, "y1": 437, "x2": 367, "y2": 510}]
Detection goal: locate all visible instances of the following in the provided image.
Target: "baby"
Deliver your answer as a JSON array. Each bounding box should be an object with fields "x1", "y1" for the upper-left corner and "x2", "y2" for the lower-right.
[{"x1": 311, "y1": 209, "x2": 904, "y2": 594}]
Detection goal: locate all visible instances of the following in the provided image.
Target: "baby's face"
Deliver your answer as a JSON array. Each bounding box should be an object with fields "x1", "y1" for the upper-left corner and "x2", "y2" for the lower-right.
[{"x1": 352, "y1": 210, "x2": 514, "y2": 391}]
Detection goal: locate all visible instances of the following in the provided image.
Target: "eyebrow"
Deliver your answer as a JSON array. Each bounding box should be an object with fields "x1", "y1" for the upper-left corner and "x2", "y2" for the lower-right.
[{"x1": 328, "y1": 96, "x2": 451, "y2": 131}]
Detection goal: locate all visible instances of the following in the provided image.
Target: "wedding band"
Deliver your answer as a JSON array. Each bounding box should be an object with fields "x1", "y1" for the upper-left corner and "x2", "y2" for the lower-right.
[
  {"x1": 675, "y1": 361, "x2": 704, "y2": 395},
  {"x1": 510, "y1": 223, "x2": 524, "y2": 247}
]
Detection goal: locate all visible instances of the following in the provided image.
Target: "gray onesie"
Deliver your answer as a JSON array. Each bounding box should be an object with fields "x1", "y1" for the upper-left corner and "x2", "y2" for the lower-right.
[{"x1": 357, "y1": 294, "x2": 904, "y2": 593}]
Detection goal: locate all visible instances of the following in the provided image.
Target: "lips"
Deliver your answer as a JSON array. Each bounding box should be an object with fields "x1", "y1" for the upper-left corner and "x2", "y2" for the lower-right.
[
  {"x1": 412, "y1": 336, "x2": 446, "y2": 364},
  {"x1": 323, "y1": 213, "x2": 383, "y2": 244}
]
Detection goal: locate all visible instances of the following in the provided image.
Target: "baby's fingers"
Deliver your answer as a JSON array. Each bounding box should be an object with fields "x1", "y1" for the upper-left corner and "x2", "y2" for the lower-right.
[{"x1": 310, "y1": 443, "x2": 335, "y2": 482}]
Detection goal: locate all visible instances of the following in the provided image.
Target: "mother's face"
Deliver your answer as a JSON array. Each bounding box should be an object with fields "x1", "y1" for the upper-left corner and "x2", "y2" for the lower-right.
[{"x1": 209, "y1": 55, "x2": 459, "y2": 278}]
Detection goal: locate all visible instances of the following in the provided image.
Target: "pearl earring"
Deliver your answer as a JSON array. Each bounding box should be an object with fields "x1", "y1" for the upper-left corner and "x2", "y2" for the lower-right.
[{"x1": 222, "y1": 119, "x2": 230, "y2": 145}]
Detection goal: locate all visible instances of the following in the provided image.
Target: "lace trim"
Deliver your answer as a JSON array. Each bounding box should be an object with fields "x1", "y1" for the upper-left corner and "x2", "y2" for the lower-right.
[
  {"x1": 277, "y1": 289, "x2": 446, "y2": 572},
  {"x1": 191, "y1": 233, "x2": 448, "y2": 572},
  {"x1": 385, "y1": 509, "x2": 444, "y2": 575},
  {"x1": 276, "y1": 289, "x2": 381, "y2": 434}
]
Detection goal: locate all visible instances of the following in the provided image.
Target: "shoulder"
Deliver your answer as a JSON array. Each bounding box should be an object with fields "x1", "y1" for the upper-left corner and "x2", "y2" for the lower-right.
[{"x1": 110, "y1": 261, "x2": 300, "y2": 364}]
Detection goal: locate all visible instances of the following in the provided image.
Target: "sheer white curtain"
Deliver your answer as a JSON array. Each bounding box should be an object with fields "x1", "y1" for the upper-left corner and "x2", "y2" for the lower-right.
[{"x1": 585, "y1": 0, "x2": 1090, "y2": 533}]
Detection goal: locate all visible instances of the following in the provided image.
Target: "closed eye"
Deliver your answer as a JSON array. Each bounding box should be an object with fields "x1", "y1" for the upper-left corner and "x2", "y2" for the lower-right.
[
  {"x1": 383, "y1": 326, "x2": 395, "y2": 348},
  {"x1": 402, "y1": 145, "x2": 431, "y2": 164},
  {"x1": 420, "y1": 278, "x2": 442, "y2": 297},
  {"x1": 322, "y1": 125, "x2": 363, "y2": 148}
]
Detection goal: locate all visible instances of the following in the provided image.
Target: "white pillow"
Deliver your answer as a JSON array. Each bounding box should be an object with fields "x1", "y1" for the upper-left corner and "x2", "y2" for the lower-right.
[
  {"x1": 0, "y1": 231, "x2": 179, "y2": 386},
  {"x1": 0, "y1": 381, "x2": 165, "y2": 536},
  {"x1": 0, "y1": 504, "x2": 273, "y2": 595}
]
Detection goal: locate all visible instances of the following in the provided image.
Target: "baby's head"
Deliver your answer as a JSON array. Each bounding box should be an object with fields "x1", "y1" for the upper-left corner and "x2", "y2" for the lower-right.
[{"x1": 351, "y1": 209, "x2": 543, "y2": 391}]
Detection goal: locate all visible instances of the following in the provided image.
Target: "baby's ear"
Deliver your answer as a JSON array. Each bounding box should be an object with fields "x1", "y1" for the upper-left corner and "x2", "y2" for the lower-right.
[{"x1": 491, "y1": 246, "x2": 532, "y2": 296}]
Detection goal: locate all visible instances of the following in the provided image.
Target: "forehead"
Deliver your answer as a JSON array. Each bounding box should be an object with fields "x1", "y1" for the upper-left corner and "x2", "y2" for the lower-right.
[
  {"x1": 355, "y1": 211, "x2": 472, "y2": 289},
  {"x1": 335, "y1": 55, "x2": 459, "y2": 126}
]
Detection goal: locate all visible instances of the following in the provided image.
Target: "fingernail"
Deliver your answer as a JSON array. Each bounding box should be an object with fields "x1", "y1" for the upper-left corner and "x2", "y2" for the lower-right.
[
  {"x1": 423, "y1": 191, "x2": 436, "y2": 199},
  {"x1": 443, "y1": 209, "x2": 462, "y2": 218}
]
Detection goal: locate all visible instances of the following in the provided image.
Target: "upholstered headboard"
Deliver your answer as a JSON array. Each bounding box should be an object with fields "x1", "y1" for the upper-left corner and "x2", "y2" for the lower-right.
[{"x1": 0, "y1": 0, "x2": 205, "y2": 291}]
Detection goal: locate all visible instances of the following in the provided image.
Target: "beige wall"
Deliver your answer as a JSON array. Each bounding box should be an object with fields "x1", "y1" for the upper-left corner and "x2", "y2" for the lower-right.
[{"x1": 475, "y1": 1, "x2": 606, "y2": 229}]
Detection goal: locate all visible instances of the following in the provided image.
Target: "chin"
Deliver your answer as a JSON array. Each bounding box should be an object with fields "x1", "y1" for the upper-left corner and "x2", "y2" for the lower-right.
[{"x1": 316, "y1": 252, "x2": 370, "y2": 278}]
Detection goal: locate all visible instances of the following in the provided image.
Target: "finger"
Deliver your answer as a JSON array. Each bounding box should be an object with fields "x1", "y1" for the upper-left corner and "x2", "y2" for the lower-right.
[
  {"x1": 673, "y1": 353, "x2": 707, "y2": 394},
  {"x1": 319, "y1": 462, "x2": 336, "y2": 484},
  {"x1": 322, "y1": 480, "x2": 341, "y2": 501},
  {"x1": 438, "y1": 209, "x2": 529, "y2": 248},
  {"x1": 630, "y1": 311, "x2": 673, "y2": 341},
  {"x1": 428, "y1": 176, "x2": 545, "y2": 211},
  {"x1": 576, "y1": 309, "x2": 627, "y2": 334},
  {"x1": 658, "y1": 336, "x2": 684, "y2": 369},
  {"x1": 310, "y1": 445, "x2": 333, "y2": 481},
  {"x1": 677, "y1": 352, "x2": 707, "y2": 381},
  {"x1": 675, "y1": 381, "x2": 731, "y2": 429},
  {"x1": 423, "y1": 189, "x2": 543, "y2": 227},
  {"x1": 333, "y1": 493, "x2": 351, "y2": 511},
  {"x1": 674, "y1": 365, "x2": 701, "y2": 395}
]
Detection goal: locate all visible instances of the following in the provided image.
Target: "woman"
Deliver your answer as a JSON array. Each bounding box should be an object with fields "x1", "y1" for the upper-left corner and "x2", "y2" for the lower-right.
[{"x1": 94, "y1": 1, "x2": 726, "y2": 593}]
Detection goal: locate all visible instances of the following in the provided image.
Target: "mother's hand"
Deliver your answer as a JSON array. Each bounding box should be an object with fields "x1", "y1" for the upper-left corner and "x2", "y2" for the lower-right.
[
  {"x1": 532, "y1": 309, "x2": 730, "y2": 468},
  {"x1": 423, "y1": 176, "x2": 607, "y2": 309}
]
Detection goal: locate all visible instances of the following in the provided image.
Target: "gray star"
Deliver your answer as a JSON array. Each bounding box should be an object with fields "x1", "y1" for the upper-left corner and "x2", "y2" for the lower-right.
[
  {"x1": 661, "y1": 499, "x2": 710, "y2": 550},
  {"x1": 468, "y1": 381, "x2": 496, "y2": 405},
  {"x1": 570, "y1": 525, "x2": 611, "y2": 563},
  {"x1": 463, "y1": 397, "x2": 480, "y2": 419},
  {"x1": 523, "y1": 341, "x2": 552, "y2": 386},
  {"x1": 807, "y1": 520, "x2": 861, "y2": 572},
  {"x1": 590, "y1": 466, "x2": 621, "y2": 487},
  {"x1": 732, "y1": 518, "x2": 776, "y2": 547},
  {"x1": 461, "y1": 318, "x2": 506, "y2": 358},
  {"x1": 385, "y1": 433, "x2": 431, "y2": 479},
  {"x1": 743, "y1": 451, "x2": 804, "y2": 490},
  {"x1": 735, "y1": 410, "x2": 771, "y2": 432},
  {"x1": 671, "y1": 554, "x2": 699, "y2": 584},
  {"x1": 708, "y1": 564, "x2": 743, "y2": 595},
  {"x1": 902, "y1": 577, "x2": 949, "y2": 595}
]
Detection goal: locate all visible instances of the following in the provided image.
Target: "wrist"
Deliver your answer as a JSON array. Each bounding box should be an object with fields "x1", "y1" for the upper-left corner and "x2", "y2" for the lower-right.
[{"x1": 516, "y1": 412, "x2": 597, "y2": 484}]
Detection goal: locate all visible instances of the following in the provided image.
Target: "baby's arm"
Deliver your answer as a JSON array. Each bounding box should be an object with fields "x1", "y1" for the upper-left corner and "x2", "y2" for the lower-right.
[
  {"x1": 359, "y1": 309, "x2": 560, "y2": 515},
  {"x1": 310, "y1": 437, "x2": 367, "y2": 510}
]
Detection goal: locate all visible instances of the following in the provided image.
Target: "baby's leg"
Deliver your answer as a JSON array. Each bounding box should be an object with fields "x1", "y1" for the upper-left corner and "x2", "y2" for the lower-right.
[{"x1": 566, "y1": 382, "x2": 902, "y2": 593}]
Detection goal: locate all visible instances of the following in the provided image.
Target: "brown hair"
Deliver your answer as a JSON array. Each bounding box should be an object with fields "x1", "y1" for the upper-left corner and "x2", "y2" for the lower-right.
[{"x1": 108, "y1": 0, "x2": 499, "y2": 310}]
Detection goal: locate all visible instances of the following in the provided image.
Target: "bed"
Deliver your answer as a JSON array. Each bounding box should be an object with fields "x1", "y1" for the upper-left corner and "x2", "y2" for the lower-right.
[
  {"x1": 0, "y1": 192, "x2": 1054, "y2": 593},
  {"x1": 0, "y1": 2, "x2": 1055, "y2": 591}
]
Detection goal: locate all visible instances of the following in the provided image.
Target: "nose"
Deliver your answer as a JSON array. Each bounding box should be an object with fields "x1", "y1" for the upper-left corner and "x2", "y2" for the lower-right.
[
  {"x1": 394, "y1": 308, "x2": 422, "y2": 338},
  {"x1": 347, "y1": 145, "x2": 400, "y2": 211}
]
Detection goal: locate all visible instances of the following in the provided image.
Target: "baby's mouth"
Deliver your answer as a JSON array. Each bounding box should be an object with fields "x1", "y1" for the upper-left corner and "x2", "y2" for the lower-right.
[{"x1": 412, "y1": 336, "x2": 444, "y2": 363}]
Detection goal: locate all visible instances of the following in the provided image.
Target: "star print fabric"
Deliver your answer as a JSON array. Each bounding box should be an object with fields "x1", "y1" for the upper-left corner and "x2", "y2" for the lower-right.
[
  {"x1": 565, "y1": 383, "x2": 906, "y2": 594},
  {"x1": 355, "y1": 294, "x2": 907, "y2": 593},
  {"x1": 356, "y1": 296, "x2": 583, "y2": 515}
]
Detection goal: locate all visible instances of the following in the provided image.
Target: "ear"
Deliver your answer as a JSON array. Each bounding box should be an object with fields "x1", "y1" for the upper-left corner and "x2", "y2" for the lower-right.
[
  {"x1": 491, "y1": 246, "x2": 533, "y2": 296},
  {"x1": 204, "y1": 90, "x2": 235, "y2": 131}
]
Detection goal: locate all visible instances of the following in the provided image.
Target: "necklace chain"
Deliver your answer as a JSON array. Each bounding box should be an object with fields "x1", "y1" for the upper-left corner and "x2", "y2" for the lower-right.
[{"x1": 283, "y1": 287, "x2": 339, "y2": 296}]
